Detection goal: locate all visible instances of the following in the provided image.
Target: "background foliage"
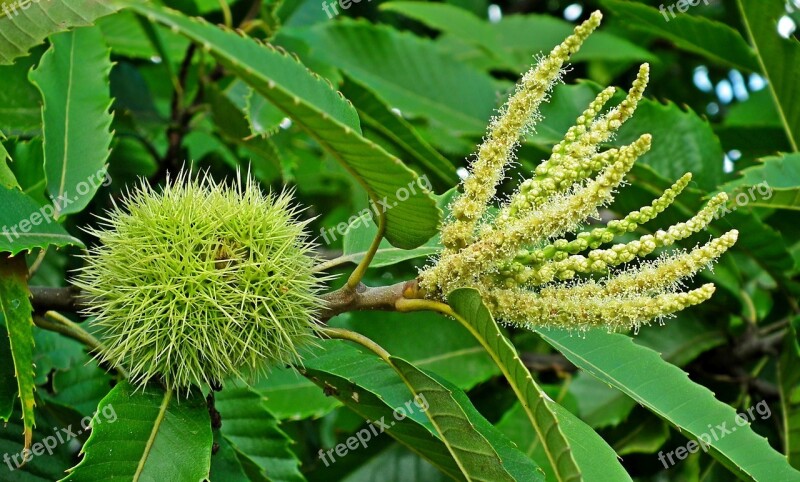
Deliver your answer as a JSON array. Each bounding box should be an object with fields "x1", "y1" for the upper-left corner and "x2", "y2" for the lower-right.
[{"x1": 1, "y1": 0, "x2": 799, "y2": 480}]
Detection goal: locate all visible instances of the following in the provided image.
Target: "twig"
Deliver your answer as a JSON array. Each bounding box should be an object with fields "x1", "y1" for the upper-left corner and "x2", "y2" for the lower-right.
[
  {"x1": 159, "y1": 44, "x2": 198, "y2": 179},
  {"x1": 318, "y1": 279, "x2": 420, "y2": 323},
  {"x1": 37, "y1": 311, "x2": 102, "y2": 350},
  {"x1": 30, "y1": 286, "x2": 84, "y2": 313}
]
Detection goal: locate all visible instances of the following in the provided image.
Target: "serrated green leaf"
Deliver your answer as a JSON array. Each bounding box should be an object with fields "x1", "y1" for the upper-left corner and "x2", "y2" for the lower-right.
[
  {"x1": 296, "y1": 19, "x2": 498, "y2": 134},
  {"x1": 302, "y1": 339, "x2": 539, "y2": 481},
  {"x1": 29, "y1": 26, "x2": 113, "y2": 218},
  {"x1": 495, "y1": 401, "x2": 632, "y2": 481},
  {"x1": 0, "y1": 53, "x2": 42, "y2": 137},
  {"x1": 0, "y1": 256, "x2": 35, "y2": 452},
  {"x1": 737, "y1": 0, "x2": 800, "y2": 151},
  {"x1": 602, "y1": 0, "x2": 759, "y2": 71},
  {"x1": 341, "y1": 444, "x2": 448, "y2": 482},
  {"x1": 382, "y1": 2, "x2": 655, "y2": 71},
  {"x1": 0, "y1": 133, "x2": 17, "y2": 189},
  {"x1": 253, "y1": 366, "x2": 341, "y2": 420},
  {"x1": 246, "y1": 89, "x2": 285, "y2": 139},
  {"x1": 0, "y1": 330, "x2": 14, "y2": 421},
  {"x1": 0, "y1": 186, "x2": 84, "y2": 255},
  {"x1": 32, "y1": 328, "x2": 85, "y2": 385},
  {"x1": 214, "y1": 385, "x2": 305, "y2": 482},
  {"x1": 125, "y1": 2, "x2": 439, "y2": 249},
  {"x1": 301, "y1": 340, "x2": 468, "y2": 480},
  {"x1": 779, "y1": 318, "x2": 800, "y2": 469},
  {"x1": 0, "y1": 0, "x2": 117, "y2": 65},
  {"x1": 336, "y1": 309, "x2": 499, "y2": 392},
  {"x1": 388, "y1": 356, "x2": 539, "y2": 482},
  {"x1": 571, "y1": 313, "x2": 726, "y2": 428},
  {"x1": 538, "y1": 328, "x2": 800, "y2": 481},
  {"x1": 339, "y1": 77, "x2": 457, "y2": 185},
  {"x1": 48, "y1": 357, "x2": 111, "y2": 416},
  {"x1": 447, "y1": 288, "x2": 629, "y2": 482},
  {"x1": 209, "y1": 435, "x2": 252, "y2": 482},
  {"x1": 720, "y1": 153, "x2": 800, "y2": 211},
  {"x1": 610, "y1": 416, "x2": 670, "y2": 456},
  {"x1": 336, "y1": 189, "x2": 455, "y2": 269},
  {"x1": 0, "y1": 403, "x2": 80, "y2": 479},
  {"x1": 97, "y1": 10, "x2": 189, "y2": 60},
  {"x1": 62, "y1": 381, "x2": 212, "y2": 482}
]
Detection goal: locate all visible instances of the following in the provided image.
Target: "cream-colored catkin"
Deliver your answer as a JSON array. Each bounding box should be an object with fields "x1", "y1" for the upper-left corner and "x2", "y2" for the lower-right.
[
  {"x1": 510, "y1": 172, "x2": 693, "y2": 268},
  {"x1": 499, "y1": 64, "x2": 650, "y2": 223},
  {"x1": 422, "y1": 134, "x2": 651, "y2": 295},
  {"x1": 602, "y1": 230, "x2": 739, "y2": 295},
  {"x1": 485, "y1": 283, "x2": 716, "y2": 331},
  {"x1": 418, "y1": 11, "x2": 737, "y2": 333},
  {"x1": 440, "y1": 12, "x2": 603, "y2": 253}
]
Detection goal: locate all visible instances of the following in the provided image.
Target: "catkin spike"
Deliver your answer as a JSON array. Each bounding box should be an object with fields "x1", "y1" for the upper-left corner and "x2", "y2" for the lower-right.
[{"x1": 441, "y1": 12, "x2": 603, "y2": 252}]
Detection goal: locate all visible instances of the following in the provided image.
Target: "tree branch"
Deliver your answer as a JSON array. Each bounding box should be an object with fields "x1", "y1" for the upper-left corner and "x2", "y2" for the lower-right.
[
  {"x1": 29, "y1": 286, "x2": 84, "y2": 313},
  {"x1": 318, "y1": 279, "x2": 421, "y2": 323}
]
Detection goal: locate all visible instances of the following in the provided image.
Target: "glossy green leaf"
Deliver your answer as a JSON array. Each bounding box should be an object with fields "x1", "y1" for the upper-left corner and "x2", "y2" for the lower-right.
[
  {"x1": 302, "y1": 339, "x2": 539, "y2": 481},
  {"x1": 447, "y1": 288, "x2": 629, "y2": 482},
  {"x1": 602, "y1": 0, "x2": 759, "y2": 71},
  {"x1": 340, "y1": 444, "x2": 448, "y2": 482},
  {"x1": 611, "y1": 416, "x2": 670, "y2": 456},
  {"x1": 297, "y1": 19, "x2": 498, "y2": 134},
  {"x1": 571, "y1": 313, "x2": 725, "y2": 428},
  {"x1": 336, "y1": 309, "x2": 499, "y2": 392},
  {"x1": 28, "y1": 26, "x2": 113, "y2": 218},
  {"x1": 0, "y1": 134, "x2": 16, "y2": 189},
  {"x1": 62, "y1": 381, "x2": 212, "y2": 482},
  {"x1": 301, "y1": 341, "x2": 465, "y2": 480},
  {"x1": 0, "y1": 0, "x2": 117, "y2": 65},
  {"x1": 0, "y1": 256, "x2": 36, "y2": 451},
  {"x1": 737, "y1": 0, "x2": 800, "y2": 151},
  {"x1": 0, "y1": 186, "x2": 84, "y2": 255},
  {"x1": 209, "y1": 435, "x2": 252, "y2": 482},
  {"x1": 0, "y1": 403, "x2": 80, "y2": 479},
  {"x1": 779, "y1": 319, "x2": 800, "y2": 469},
  {"x1": 538, "y1": 328, "x2": 800, "y2": 481},
  {"x1": 389, "y1": 356, "x2": 541, "y2": 481},
  {"x1": 336, "y1": 189, "x2": 455, "y2": 269},
  {"x1": 339, "y1": 77, "x2": 457, "y2": 185},
  {"x1": 382, "y1": 2, "x2": 655, "y2": 71},
  {"x1": 214, "y1": 385, "x2": 304, "y2": 482},
  {"x1": 495, "y1": 401, "x2": 632, "y2": 482},
  {"x1": 720, "y1": 153, "x2": 800, "y2": 211},
  {"x1": 32, "y1": 328, "x2": 86, "y2": 385},
  {"x1": 125, "y1": 2, "x2": 439, "y2": 249},
  {"x1": 48, "y1": 357, "x2": 111, "y2": 416},
  {"x1": 253, "y1": 366, "x2": 341, "y2": 420},
  {"x1": 0, "y1": 53, "x2": 42, "y2": 137}
]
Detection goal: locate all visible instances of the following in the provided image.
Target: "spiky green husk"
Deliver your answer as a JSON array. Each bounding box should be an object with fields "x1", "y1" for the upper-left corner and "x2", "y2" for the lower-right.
[{"x1": 73, "y1": 172, "x2": 324, "y2": 391}]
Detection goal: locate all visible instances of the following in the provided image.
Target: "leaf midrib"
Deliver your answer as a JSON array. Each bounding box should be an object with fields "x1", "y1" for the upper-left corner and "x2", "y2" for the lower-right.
[{"x1": 133, "y1": 387, "x2": 173, "y2": 481}]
